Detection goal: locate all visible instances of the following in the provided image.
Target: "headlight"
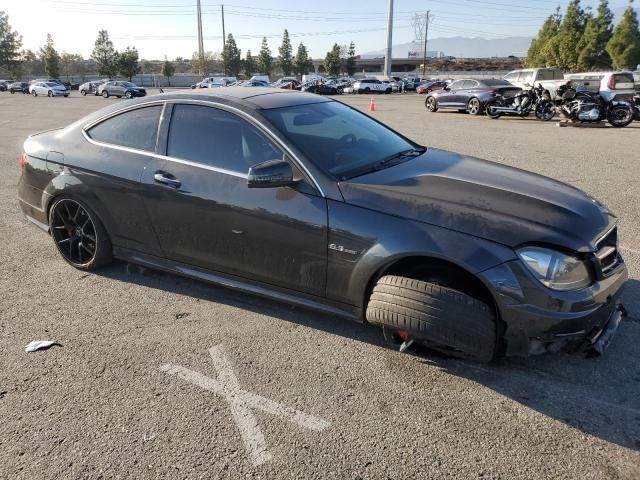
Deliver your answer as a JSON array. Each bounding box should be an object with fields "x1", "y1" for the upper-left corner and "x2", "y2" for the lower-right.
[{"x1": 517, "y1": 246, "x2": 591, "y2": 291}]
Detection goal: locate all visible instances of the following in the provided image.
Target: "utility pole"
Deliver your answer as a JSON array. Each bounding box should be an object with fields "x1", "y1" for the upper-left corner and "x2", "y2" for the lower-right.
[
  {"x1": 222, "y1": 4, "x2": 226, "y2": 49},
  {"x1": 196, "y1": 0, "x2": 204, "y2": 76},
  {"x1": 384, "y1": 0, "x2": 393, "y2": 79},
  {"x1": 422, "y1": 11, "x2": 430, "y2": 77}
]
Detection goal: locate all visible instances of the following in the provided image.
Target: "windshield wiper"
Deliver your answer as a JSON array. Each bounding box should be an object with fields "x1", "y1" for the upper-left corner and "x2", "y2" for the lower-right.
[{"x1": 376, "y1": 147, "x2": 427, "y2": 169}]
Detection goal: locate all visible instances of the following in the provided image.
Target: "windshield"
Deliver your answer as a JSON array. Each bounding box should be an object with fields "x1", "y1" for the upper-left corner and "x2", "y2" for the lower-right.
[
  {"x1": 262, "y1": 101, "x2": 417, "y2": 180},
  {"x1": 45, "y1": 82, "x2": 59, "y2": 87},
  {"x1": 122, "y1": 82, "x2": 136, "y2": 87},
  {"x1": 483, "y1": 79, "x2": 513, "y2": 86}
]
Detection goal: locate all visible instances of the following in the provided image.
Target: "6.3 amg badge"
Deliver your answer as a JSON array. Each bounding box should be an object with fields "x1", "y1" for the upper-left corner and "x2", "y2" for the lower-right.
[{"x1": 328, "y1": 243, "x2": 359, "y2": 255}]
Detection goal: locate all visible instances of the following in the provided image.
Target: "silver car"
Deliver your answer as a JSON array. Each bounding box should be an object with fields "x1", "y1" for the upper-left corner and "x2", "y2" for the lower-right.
[{"x1": 29, "y1": 81, "x2": 69, "y2": 97}]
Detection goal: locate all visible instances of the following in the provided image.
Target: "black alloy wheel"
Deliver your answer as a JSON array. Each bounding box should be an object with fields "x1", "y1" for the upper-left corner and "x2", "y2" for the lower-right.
[
  {"x1": 607, "y1": 105, "x2": 634, "y2": 128},
  {"x1": 49, "y1": 198, "x2": 112, "y2": 269}
]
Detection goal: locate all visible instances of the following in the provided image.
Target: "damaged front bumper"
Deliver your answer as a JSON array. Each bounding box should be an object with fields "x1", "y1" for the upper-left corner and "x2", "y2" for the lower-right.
[{"x1": 482, "y1": 258, "x2": 628, "y2": 357}]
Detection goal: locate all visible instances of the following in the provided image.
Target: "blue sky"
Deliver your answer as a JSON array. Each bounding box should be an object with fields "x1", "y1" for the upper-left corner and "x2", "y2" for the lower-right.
[{"x1": 5, "y1": 0, "x2": 634, "y2": 60}]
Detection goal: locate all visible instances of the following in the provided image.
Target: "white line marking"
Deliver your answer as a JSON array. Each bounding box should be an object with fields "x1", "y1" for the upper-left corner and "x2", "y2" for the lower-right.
[{"x1": 160, "y1": 345, "x2": 330, "y2": 466}]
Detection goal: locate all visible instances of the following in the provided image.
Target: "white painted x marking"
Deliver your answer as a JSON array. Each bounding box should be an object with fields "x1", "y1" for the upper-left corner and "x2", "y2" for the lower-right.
[{"x1": 160, "y1": 345, "x2": 330, "y2": 466}]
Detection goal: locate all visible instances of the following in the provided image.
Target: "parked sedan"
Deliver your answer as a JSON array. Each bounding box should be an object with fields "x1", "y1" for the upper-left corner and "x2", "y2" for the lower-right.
[
  {"x1": 416, "y1": 81, "x2": 448, "y2": 95},
  {"x1": 425, "y1": 78, "x2": 521, "y2": 115},
  {"x1": 29, "y1": 81, "x2": 69, "y2": 97},
  {"x1": 79, "y1": 80, "x2": 107, "y2": 96},
  {"x1": 301, "y1": 82, "x2": 342, "y2": 95},
  {"x1": 8, "y1": 82, "x2": 29, "y2": 94},
  {"x1": 98, "y1": 81, "x2": 146, "y2": 99},
  {"x1": 0, "y1": 80, "x2": 10, "y2": 91},
  {"x1": 17, "y1": 88, "x2": 627, "y2": 362}
]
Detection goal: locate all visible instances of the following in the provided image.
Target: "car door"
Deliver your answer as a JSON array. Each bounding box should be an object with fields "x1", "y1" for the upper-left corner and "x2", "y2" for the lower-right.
[
  {"x1": 461, "y1": 80, "x2": 480, "y2": 104},
  {"x1": 438, "y1": 80, "x2": 465, "y2": 107},
  {"x1": 140, "y1": 102, "x2": 328, "y2": 296}
]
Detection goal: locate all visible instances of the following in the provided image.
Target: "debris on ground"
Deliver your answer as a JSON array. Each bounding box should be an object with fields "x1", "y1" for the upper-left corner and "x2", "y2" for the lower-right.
[{"x1": 25, "y1": 340, "x2": 61, "y2": 353}]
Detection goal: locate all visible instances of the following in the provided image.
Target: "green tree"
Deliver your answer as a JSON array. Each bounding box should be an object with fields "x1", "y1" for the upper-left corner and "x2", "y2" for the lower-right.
[
  {"x1": 39, "y1": 34, "x2": 60, "y2": 78},
  {"x1": 525, "y1": 8, "x2": 562, "y2": 67},
  {"x1": 161, "y1": 57, "x2": 175, "y2": 85},
  {"x1": 0, "y1": 11, "x2": 22, "y2": 77},
  {"x1": 91, "y1": 30, "x2": 118, "y2": 78},
  {"x1": 577, "y1": 0, "x2": 614, "y2": 70},
  {"x1": 293, "y1": 42, "x2": 312, "y2": 78},
  {"x1": 345, "y1": 41, "x2": 356, "y2": 76},
  {"x1": 222, "y1": 34, "x2": 242, "y2": 76},
  {"x1": 243, "y1": 49, "x2": 256, "y2": 77},
  {"x1": 278, "y1": 29, "x2": 293, "y2": 76},
  {"x1": 606, "y1": 0, "x2": 640, "y2": 70},
  {"x1": 117, "y1": 46, "x2": 140, "y2": 81},
  {"x1": 20, "y1": 49, "x2": 43, "y2": 77},
  {"x1": 554, "y1": 0, "x2": 591, "y2": 70},
  {"x1": 324, "y1": 43, "x2": 342, "y2": 77},
  {"x1": 60, "y1": 52, "x2": 85, "y2": 78},
  {"x1": 256, "y1": 37, "x2": 272, "y2": 75}
]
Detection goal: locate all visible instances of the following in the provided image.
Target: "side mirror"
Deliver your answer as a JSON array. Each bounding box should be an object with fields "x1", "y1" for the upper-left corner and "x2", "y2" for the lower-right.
[
  {"x1": 443, "y1": 86, "x2": 450, "y2": 91},
  {"x1": 247, "y1": 159, "x2": 295, "y2": 188}
]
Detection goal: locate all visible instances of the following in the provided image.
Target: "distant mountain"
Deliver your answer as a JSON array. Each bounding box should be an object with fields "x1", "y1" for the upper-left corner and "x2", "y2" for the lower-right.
[{"x1": 364, "y1": 37, "x2": 534, "y2": 59}]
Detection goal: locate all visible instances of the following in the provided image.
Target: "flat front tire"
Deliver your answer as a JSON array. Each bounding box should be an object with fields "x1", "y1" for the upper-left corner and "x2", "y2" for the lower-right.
[
  {"x1": 49, "y1": 197, "x2": 113, "y2": 270},
  {"x1": 366, "y1": 275, "x2": 497, "y2": 363}
]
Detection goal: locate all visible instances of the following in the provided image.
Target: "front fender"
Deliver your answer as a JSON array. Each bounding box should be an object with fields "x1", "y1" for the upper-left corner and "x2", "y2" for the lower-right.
[{"x1": 326, "y1": 200, "x2": 517, "y2": 310}]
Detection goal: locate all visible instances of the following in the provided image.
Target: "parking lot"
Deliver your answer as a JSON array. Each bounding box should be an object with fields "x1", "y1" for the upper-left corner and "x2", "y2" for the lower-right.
[{"x1": 1, "y1": 90, "x2": 639, "y2": 479}]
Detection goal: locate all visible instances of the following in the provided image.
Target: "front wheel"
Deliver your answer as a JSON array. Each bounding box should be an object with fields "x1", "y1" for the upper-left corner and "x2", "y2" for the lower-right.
[
  {"x1": 385, "y1": 88, "x2": 392, "y2": 94},
  {"x1": 425, "y1": 96, "x2": 438, "y2": 112},
  {"x1": 102, "y1": 90, "x2": 109, "y2": 98},
  {"x1": 364, "y1": 88, "x2": 371, "y2": 94},
  {"x1": 367, "y1": 275, "x2": 497, "y2": 363},
  {"x1": 125, "y1": 91, "x2": 133, "y2": 99},
  {"x1": 485, "y1": 99, "x2": 503, "y2": 119},
  {"x1": 32, "y1": 90, "x2": 37, "y2": 97},
  {"x1": 10, "y1": 90, "x2": 15, "y2": 94},
  {"x1": 47, "y1": 90, "x2": 54, "y2": 97},
  {"x1": 535, "y1": 101, "x2": 556, "y2": 121},
  {"x1": 467, "y1": 97, "x2": 481, "y2": 115},
  {"x1": 607, "y1": 105, "x2": 634, "y2": 128},
  {"x1": 80, "y1": 89, "x2": 87, "y2": 96},
  {"x1": 49, "y1": 197, "x2": 113, "y2": 270}
]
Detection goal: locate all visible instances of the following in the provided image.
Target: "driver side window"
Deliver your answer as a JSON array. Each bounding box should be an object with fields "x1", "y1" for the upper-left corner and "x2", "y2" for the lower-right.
[{"x1": 167, "y1": 104, "x2": 283, "y2": 174}]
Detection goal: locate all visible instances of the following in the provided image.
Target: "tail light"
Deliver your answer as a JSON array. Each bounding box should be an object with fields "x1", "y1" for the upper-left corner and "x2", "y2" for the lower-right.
[{"x1": 19, "y1": 153, "x2": 27, "y2": 169}]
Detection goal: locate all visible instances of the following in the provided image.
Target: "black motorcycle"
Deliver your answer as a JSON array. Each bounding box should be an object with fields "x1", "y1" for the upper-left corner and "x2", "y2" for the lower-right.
[
  {"x1": 485, "y1": 83, "x2": 556, "y2": 121},
  {"x1": 632, "y1": 94, "x2": 640, "y2": 121},
  {"x1": 555, "y1": 81, "x2": 634, "y2": 128}
]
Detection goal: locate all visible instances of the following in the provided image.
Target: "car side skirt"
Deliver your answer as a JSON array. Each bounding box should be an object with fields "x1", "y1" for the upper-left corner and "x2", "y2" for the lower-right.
[{"x1": 114, "y1": 247, "x2": 362, "y2": 322}]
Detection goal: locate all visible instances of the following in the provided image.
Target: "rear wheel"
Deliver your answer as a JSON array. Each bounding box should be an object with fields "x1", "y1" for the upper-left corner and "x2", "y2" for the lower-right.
[
  {"x1": 367, "y1": 275, "x2": 497, "y2": 363},
  {"x1": 467, "y1": 97, "x2": 481, "y2": 115},
  {"x1": 607, "y1": 105, "x2": 633, "y2": 128},
  {"x1": 364, "y1": 87, "x2": 371, "y2": 94},
  {"x1": 485, "y1": 99, "x2": 503, "y2": 119},
  {"x1": 80, "y1": 89, "x2": 87, "y2": 96},
  {"x1": 10, "y1": 90, "x2": 15, "y2": 94},
  {"x1": 425, "y1": 96, "x2": 438, "y2": 112},
  {"x1": 385, "y1": 88, "x2": 392, "y2": 94},
  {"x1": 47, "y1": 90, "x2": 53, "y2": 97},
  {"x1": 49, "y1": 198, "x2": 113, "y2": 270},
  {"x1": 535, "y1": 100, "x2": 556, "y2": 121}
]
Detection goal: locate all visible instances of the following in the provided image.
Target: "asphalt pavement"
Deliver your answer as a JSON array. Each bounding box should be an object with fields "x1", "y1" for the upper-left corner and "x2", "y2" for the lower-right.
[{"x1": 0, "y1": 90, "x2": 639, "y2": 479}]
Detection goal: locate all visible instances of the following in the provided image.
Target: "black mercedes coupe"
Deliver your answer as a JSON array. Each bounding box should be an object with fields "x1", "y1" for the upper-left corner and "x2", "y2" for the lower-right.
[{"x1": 17, "y1": 88, "x2": 627, "y2": 362}]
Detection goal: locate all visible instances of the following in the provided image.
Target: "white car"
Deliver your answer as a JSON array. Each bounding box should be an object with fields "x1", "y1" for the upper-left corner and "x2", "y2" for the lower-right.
[
  {"x1": 503, "y1": 68, "x2": 565, "y2": 100},
  {"x1": 352, "y1": 78, "x2": 390, "y2": 94},
  {"x1": 29, "y1": 81, "x2": 69, "y2": 97},
  {"x1": 564, "y1": 71, "x2": 637, "y2": 102}
]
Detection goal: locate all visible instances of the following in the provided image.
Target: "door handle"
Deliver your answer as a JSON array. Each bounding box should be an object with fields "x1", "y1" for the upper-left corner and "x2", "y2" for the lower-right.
[{"x1": 154, "y1": 171, "x2": 181, "y2": 188}]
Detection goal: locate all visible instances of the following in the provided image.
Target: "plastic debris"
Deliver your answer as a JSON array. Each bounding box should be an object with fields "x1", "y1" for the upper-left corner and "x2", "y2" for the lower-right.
[
  {"x1": 399, "y1": 339, "x2": 414, "y2": 353},
  {"x1": 25, "y1": 340, "x2": 61, "y2": 353}
]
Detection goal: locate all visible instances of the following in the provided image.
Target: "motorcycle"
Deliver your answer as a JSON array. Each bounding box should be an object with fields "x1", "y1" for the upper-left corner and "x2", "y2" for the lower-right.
[
  {"x1": 555, "y1": 81, "x2": 634, "y2": 128},
  {"x1": 632, "y1": 94, "x2": 640, "y2": 121},
  {"x1": 485, "y1": 83, "x2": 556, "y2": 121}
]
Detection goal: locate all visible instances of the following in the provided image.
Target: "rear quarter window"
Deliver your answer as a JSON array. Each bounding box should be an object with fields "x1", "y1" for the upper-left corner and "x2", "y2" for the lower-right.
[{"x1": 87, "y1": 105, "x2": 162, "y2": 152}]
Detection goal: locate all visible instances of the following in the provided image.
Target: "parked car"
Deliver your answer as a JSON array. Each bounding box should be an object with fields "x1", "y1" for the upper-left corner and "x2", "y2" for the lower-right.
[
  {"x1": 381, "y1": 80, "x2": 399, "y2": 92},
  {"x1": 0, "y1": 80, "x2": 11, "y2": 91},
  {"x1": 239, "y1": 80, "x2": 270, "y2": 87},
  {"x1": 8, "y1": 81, "x2": 29, "y2": 94},
  {"x1": 17, "y1": 88, "x2": 627, "y2": 362},
  {"x1": 401, "y1": 77, "x2": 422, "y2": 91},
  {"x1": 29, "y1": 81, "x2": 69, "y2": 97},
  {"x1": 353, "y1": 78, "x2": 390, "y2": 94},
  {"x1": 416, "y1": 81, "x2": 448, "y2": 95},
  {"x1": 425, "y1": 78, "x2": 521, "y2": 115},
  {"x1": 503, "y1": 68, "x2": 565, "y2": 100},
  {"x1": 79, "y1": 80, "x2": 107, "y2": 96},
  {"x1": 564, "y1": 71, "x2": 637, "y2": 103},
  {"x1": 191, "y1": 76, "x2": 237, "y2": 89},
  {"x1": 301, "y1": 82, "x2": 342, "y2": 95},
  {"x1": 98, "y1": 81, "x2": 146, "y2": 99}
]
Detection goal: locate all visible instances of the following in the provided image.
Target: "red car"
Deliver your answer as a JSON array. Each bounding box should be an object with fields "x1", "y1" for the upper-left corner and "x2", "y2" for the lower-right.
[{"x1": 416, "y1": 81, "x2": 449, "y2": 94}]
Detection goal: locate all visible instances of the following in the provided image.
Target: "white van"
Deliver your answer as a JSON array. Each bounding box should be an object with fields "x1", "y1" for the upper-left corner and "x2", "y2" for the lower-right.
[
  {"x1": 250, "y1": 75, "x2": 270, "y2": 84},
  {"x1": 564, "y1": 71, "x2": 636, "y2": 102}
]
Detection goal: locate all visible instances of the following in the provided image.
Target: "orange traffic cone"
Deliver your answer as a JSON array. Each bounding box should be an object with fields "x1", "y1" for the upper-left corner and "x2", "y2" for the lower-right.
[{"x1": 369, "y1": 96, "x2": 376, "y2": 112}]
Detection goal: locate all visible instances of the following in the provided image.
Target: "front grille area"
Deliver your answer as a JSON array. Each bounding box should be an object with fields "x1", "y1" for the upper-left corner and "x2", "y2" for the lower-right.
[{"x1": 594, "y1": 225, "x2": 621, "y2": 278}]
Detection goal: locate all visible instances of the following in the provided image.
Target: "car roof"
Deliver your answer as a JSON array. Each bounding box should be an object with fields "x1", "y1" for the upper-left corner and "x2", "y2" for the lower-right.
[{"x1": 154, "y1": 87, "x2": 331, "y2": 109}]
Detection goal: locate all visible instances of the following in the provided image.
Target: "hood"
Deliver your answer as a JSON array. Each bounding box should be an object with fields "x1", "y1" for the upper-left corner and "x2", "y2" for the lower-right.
[{"x1": 338, "y1": 148, "x2": 615, "y2": 252}]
